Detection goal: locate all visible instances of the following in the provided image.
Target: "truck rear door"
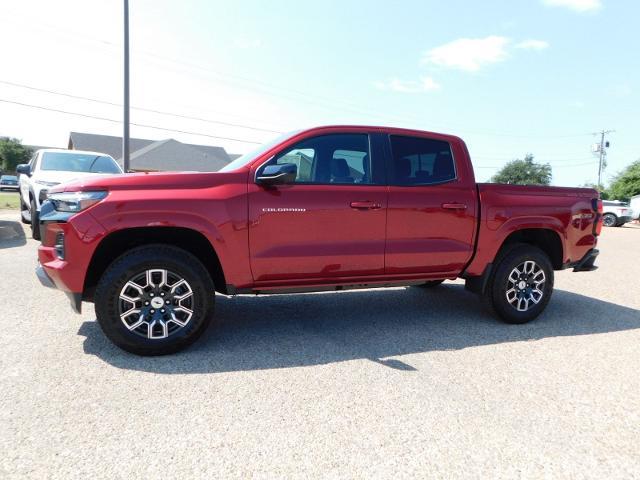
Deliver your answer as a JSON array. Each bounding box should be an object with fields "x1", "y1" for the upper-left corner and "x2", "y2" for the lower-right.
[{"x1": 384, "y1": 133, "x2": 478, "y2": 276}]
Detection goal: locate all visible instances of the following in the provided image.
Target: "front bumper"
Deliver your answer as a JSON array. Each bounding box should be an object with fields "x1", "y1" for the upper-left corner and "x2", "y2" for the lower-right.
[
  {"x1": 36, "y1": 263, "x2": 56, "y2": 289},
  {"x1": 36, "y1": 263, "x2": 82, "y2": 313},
  {"x1": 36, "y1": 202, "x2": 105, "y2": 315},
  {"x1": 0, "y1": 184, "x2": 19, "y2": 190}
]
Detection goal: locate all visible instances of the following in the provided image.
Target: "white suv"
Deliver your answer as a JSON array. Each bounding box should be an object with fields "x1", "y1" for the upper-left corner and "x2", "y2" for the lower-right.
[
  {"x1": 602, "y1": 200, "x2": 633, "y2": 228},
  {"x1": 17, "y1": 149, "x2": 123, "y2": 239}
]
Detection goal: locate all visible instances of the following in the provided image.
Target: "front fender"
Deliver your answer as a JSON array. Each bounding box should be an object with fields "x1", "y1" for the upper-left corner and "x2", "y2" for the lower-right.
[{"x1": 87, "y1": 192, "x2": 251, "y2": 287}]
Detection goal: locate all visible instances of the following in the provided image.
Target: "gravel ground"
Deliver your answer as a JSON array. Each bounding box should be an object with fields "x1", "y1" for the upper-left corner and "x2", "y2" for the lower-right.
[{"x1": 1, "y1": 210, "x2": 639, "y2": 479}]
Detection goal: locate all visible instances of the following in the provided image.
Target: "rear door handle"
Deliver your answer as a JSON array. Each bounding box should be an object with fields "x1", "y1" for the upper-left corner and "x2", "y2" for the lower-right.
[
  {"x1": 441, "y1": 203, "x2": 467, "y2": 210},
  {"x1": 350, "y1": 201, "x2": 382, "y2": 210}
]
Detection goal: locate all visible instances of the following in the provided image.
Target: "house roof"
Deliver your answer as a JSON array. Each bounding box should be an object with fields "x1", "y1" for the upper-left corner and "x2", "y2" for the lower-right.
[
  {"x1": 68, "y1": 132, "x2": 152, "y2": 160},
  {"x1": 68, "y1": 132, "x2": 231, "y2": 171},
  {"x1": 126, "y1": 139, "x2": 229, "y2": 172}
]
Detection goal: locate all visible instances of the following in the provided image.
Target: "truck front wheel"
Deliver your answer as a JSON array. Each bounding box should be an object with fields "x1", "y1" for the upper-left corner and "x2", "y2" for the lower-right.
[
  {"x1": 483, "y1": 244, "x2": 554, "y2": 324},
  {"x1": 30, "y1": 199, "x2": 40, "y2": 240},
  {"x1": 94, "y1": 245, "x2": 215, "y2": 355}
]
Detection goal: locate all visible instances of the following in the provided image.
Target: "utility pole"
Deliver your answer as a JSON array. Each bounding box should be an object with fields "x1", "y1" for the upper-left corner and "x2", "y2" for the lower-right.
[
  {"x1": 123, "y1": 0, "x2": 130, "y2": 172},
  {"x1": 593, "y1": 129, "x2": 614, "y2": 187}
]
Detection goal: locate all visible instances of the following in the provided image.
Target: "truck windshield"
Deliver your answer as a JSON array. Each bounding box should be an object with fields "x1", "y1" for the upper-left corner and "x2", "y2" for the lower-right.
[
  {"x1": 40, "y1": 152, "x2": 122, "y2": 173},
  {"x1": 219, "y1": 130, "x2": 302, "y2": 172}
]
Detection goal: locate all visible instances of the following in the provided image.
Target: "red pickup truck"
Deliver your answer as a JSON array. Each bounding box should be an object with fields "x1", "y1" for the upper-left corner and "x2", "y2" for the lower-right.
[{"x1": 36, "y1": 126, "x2": 602, "y2": 355}]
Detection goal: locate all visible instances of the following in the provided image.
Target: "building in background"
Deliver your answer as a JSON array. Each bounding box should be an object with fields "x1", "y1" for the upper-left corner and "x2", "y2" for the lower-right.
[{"x1": 68, "y1": 132, "x2": 239, "y2": 172}]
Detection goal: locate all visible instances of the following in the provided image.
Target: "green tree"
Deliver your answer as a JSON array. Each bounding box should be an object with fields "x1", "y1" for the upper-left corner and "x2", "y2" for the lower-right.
[
  {"x1": 580, "y1": 182, "x2": 609, "y2": 200},
  {"x1": 607, "y1": 159, "x2": 640, "y2": 202},
  {"x1": 491, "y1": 154, "x2": 552, "y2": 185},
  {"x1": 0, "y1": 137, "x2": 32, "y2": 173}
]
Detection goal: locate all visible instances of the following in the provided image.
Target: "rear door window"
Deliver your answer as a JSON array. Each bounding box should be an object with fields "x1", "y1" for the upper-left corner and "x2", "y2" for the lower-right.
[{"x1": 389, "y1": 135, "x2": 456, "y2": 185}]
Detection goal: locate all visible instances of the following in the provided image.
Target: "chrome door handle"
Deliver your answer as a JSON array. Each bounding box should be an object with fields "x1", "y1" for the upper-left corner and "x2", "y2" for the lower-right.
[
  {"x1": 441, "y1": 203, "x2": 467, "y2": 210},
  {"x1": 350, "y1": 201, "x2": 382, "y2": 210}
]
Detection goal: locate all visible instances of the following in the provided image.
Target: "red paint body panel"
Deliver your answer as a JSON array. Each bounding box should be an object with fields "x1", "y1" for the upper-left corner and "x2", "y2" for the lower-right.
[
  {"x1": 38, "y1": 125, "x2": 599, "y2": 300},
  {"x1": 248, "y1": 184, "x2": 388, "y2": 281},
  {"x1": 385, "y1": 133, "x2": 478, "y2": 275},
  {"x1": 464, "y1": 183, "x2": 598, "y2": 276}
]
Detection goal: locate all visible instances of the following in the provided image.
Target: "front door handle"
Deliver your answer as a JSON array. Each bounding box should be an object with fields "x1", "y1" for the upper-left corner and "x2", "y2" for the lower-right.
[
  {"x1": 350, "y1": 201, "x2": 382, "y2": 210},
  {"x1": 441, "y1": 202, "x2": 467, "y2": 210}
]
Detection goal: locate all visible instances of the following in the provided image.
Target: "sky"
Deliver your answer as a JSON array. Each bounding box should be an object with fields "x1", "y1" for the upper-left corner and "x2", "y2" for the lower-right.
[{"x1": 0, "y1": 0, "x2": 638, "y2": 186}]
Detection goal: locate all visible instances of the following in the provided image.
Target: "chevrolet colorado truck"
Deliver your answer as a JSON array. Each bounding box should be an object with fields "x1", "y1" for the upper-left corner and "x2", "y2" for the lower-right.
[{"x1": 35, "y1": 126, "x2": 602, "y2": 355}]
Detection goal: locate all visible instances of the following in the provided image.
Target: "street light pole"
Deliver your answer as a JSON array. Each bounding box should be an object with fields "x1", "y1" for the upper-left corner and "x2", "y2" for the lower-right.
[{"x1": 123, "y1": 0, "x2": 130, "y2": 172}]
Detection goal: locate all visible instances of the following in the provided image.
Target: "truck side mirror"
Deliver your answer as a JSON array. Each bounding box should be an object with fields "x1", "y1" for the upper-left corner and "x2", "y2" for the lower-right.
[
  {"x1": 16, "y1": 164, "x2": 31, "y2": 176},
  {"x1": 256, "y1": 163, "x2": 297, "y2": 186}
]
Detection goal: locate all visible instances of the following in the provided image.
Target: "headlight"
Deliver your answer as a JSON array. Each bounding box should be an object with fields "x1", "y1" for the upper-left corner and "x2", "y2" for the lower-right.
[
  {"x1": 48, "y1": 191, "x2": 108, "y2": 212},
  {"x1": 35, "y1": 180, "x2": 60, "y2": 187}
]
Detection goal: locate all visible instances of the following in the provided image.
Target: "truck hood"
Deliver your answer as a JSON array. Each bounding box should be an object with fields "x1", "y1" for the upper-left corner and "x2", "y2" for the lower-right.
[
  {"x1": 50, "y1": 170, "x2": 247, "y2": 193},
  {"x1": 35, "y1": 170, "x2": 116, "y2": 186}
]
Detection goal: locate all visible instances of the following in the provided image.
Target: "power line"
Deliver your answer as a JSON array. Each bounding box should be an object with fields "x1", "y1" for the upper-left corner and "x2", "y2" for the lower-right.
[
  {"x1": 0, "y1": 98, "x2": 263, "y2": 145},
  {"x1": 0, "y1": 13, "x2": 597, "y2": 140},
  {"x1": 0, "y1": 96, "x2": 609, "y2": 165},
  {"x1": 0, "y1": 80, "x2": 283, "y2": 134}
]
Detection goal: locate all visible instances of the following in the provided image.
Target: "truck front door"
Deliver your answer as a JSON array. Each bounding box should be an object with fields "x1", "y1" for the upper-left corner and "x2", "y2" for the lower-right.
[{"x1": 247, "y1": 132, "x2": 388, "y2": 283}]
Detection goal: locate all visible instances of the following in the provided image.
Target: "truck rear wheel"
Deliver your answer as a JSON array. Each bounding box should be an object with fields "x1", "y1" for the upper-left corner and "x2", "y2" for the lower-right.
[
  {"x1": 94, "y1": 244, "x2": 215, "y2": 355},
  {"x1": 483, "y1": 244, "x2": 554, "y2": 324}
]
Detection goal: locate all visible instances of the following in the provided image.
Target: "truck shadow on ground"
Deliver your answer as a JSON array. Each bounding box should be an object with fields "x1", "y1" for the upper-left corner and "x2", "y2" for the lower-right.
[
  {"x1": 79, "y1": 284, "x2": 640, "y2": 374},
  {"x1": 0, "y1": 220, "x2": 26, "y2": 249}
]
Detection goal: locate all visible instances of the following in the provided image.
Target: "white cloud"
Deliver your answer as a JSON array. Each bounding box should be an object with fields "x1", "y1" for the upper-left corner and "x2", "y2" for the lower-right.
[
  {"x1": 515, "y1": 39, "x2": 550, "y2": 50},
  {"x1": 422, "y1": 36, "x2": 510, "y2": 72},
  {"x1": 542, "y1": 0, "x2": 602, "y2": 12},
  {"x1": 374, "y1": 76, "x2": 440, "y2": 93}
]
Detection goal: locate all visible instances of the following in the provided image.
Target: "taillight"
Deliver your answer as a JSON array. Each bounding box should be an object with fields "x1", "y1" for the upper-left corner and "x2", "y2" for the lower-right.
[{"x1": 592, "y1": 198, "x2": 603, "y2": 236}]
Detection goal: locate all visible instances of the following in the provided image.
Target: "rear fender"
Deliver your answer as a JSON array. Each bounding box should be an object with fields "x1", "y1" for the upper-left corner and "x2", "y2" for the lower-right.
[{"x1": 465, "y1": 216, "x2": 566, "y2": 277}]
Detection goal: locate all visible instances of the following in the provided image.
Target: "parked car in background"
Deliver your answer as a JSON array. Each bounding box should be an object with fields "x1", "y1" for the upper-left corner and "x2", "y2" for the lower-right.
[
  {"x1": 35, "y1": 125, "x2": 602, "y2": 355},
  {"x1": 16, "y1": 149, "x2": 123, "y2": 240},
  {"x1": 602, "y1": 200, "x2": 633, "y2": 227},
  {"x1": 630, "y1": 194, "x2": 640, "y2": 220},
  {"x1": 0, "y1": 175, "x2": 19, "y2": 191}
]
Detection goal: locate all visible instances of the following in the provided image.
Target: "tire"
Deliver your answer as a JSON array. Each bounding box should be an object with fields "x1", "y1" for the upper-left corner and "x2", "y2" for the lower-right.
[
  {"x1": 94, "y1": 244, "x2": 215, "y2": 355},
  {"x1": 30, "y1": 198, "x2": 40, "y2": 240},
  {"x1": 418, "y1": 280, "x2": 445, "y2": 288},
  {"x1": 483, "y1": 244, "x2": 554, "y2": 324},
  {"x1": 20, "y1": 197, "x2": 31, "y2": 224},
  {"x1": 602, "y1": 213, "x2": 617, "y2": 227}
]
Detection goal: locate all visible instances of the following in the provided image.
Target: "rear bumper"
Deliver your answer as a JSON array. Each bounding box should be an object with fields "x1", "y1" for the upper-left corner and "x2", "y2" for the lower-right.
[{"x1": 571, "y1": 248, "x2": 599, "y2": 272}]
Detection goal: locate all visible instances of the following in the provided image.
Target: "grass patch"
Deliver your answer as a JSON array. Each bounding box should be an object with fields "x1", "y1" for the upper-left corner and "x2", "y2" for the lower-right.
[{"x1": 0, "y1": 191, "x2": 20, "y2": 209}]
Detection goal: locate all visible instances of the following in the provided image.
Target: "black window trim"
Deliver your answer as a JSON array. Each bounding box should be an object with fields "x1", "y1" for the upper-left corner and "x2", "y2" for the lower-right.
[
  {"x1": 254, "y1": 132, "x2": 384, "y2": 186},
  {"x1": 386, "y1": 134, "x2": 458, "y2": 187}
]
